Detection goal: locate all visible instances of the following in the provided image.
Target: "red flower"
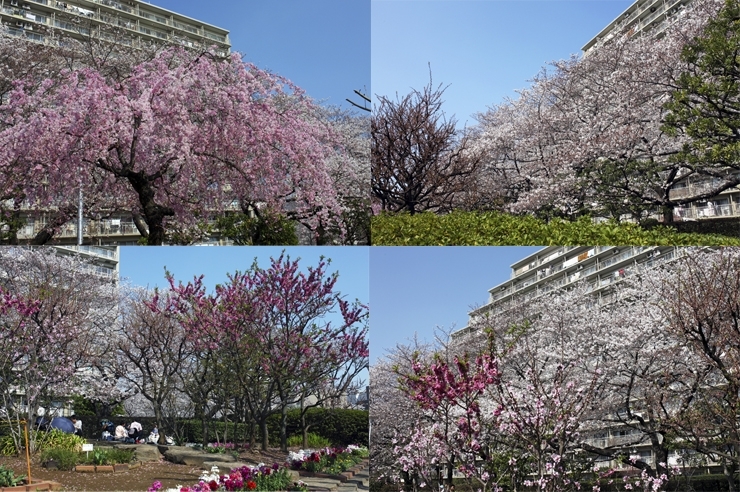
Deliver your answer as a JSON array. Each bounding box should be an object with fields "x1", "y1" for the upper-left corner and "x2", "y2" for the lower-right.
[
  {"x1": 208, "y1": 481, "x2": 219, "y2": 491},
  {"x1": 246, "y1": 480, "x2": 257, "y2": 490}
]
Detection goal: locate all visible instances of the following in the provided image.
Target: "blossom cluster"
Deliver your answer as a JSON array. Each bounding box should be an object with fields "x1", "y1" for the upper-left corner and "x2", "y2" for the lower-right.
[
  {"x1": 205, "y1": 442, "x2": 237, "y2": 454},
  {"x1": 148, "y1": 463, "x2": 302, "y2": 492},
  {"x1": 288, "y1": 445, "x2": 368, "y2": 473}
]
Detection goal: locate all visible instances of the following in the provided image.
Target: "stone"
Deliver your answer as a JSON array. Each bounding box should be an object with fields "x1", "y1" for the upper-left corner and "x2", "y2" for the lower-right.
[
  {"x1": 201, "y1": 461, "x2": 251, "y2": 473},
  {"x1": 164, "y1": 446, "x2": 237, "y2": 467},
  {"x1": 163, "y1": 447, "x2": 203, "y2": 464},
  {"x1": 133, "y1": 445, "x2": 163, "y2": 462},
  {"x1": 180, "y1": 452, "x2": 236, "y2": 467}
]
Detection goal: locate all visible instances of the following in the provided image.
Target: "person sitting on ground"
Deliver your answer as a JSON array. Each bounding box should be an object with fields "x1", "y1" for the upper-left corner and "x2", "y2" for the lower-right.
[
  {"x1": 114, "y1": 423, "x2": 127, "y2": 440},
  {"x1": 147, "y1": 427, "x2": 159, "y2": 444},
  {"x1": 100, "y1": 419, "x2": 115, "y2": 440},
  {"x1": 71, "y1": 415, "x2": 82, "y2": 436},
  {"x1": 128, "y1": 420, "x2": 142, "y2": 440}
]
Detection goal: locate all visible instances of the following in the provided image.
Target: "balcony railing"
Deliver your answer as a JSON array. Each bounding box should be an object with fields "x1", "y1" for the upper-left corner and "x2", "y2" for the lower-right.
[{"x1": 16, "y1": 220, "x2": 142, "y2": 240}]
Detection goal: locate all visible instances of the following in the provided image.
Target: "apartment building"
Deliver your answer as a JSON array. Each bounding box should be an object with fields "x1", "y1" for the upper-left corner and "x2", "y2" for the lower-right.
[
  {"x1": 0, "y1": 0, "x2": 230, "y2": 55},
  {"x1": 0, "y1": 0, "x2": 231, "y2": 245},
  {"x1": 582, "y1": 0, "x2": 692, "y2": 53},
  {"x1": 582, "y1": 0, "x2": 740, "y2": 222},
  {"x1": 53, "y1": 245, "x2": 119, "y2": 280},
  {"x1": 451, "y1": 245, "x2": 677, "y2": 342}
]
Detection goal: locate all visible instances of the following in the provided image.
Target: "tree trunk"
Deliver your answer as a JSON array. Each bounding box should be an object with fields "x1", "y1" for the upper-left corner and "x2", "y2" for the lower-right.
[
  {"x1": 201, "y1": 416, "x2": 209, "y2": 447},
  {"x1": 248, "y1": 421, "x2": 256, "y2": 450},
  {"x1": 126, "y1": 172, "x2": 174, "y2": 245},
  {"x1": 725, "y1": 459, "x2": 737, "y2": 492},
  {"x1": 280, "y1": 406, "x2": 288, "y2": 452},
  {"x1": 301, "y1": 411, "x2": 311, "y2": 449},
  {"x1": 260, "y1": 420, "x2": 269, "y2": 451},
  {"x1": 154, "y1": 407, "x2": 166, "y2": 445},
  {"x1": 662, "y1": 204, "x2": 674, "y2": 224}
]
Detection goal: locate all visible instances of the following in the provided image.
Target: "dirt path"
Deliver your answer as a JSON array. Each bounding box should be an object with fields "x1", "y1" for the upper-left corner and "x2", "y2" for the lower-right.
[{"x1": 0, "y1": 447, "x2": 294, "y2": 491}]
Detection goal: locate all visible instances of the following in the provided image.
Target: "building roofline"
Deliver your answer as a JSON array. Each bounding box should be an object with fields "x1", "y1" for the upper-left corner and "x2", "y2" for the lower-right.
[
  {"x1": 582, "y1": 0, "x2": 639, "y2": 52},
  {"x1": 128, "y1": 0, "x2": 229, "y2": 36}
]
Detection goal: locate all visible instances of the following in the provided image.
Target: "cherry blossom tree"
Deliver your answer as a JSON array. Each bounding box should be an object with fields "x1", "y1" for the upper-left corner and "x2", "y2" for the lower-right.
[
  {"x1": 112, "y1": 287, "x2": 195, "y2": 442},
  {"x1": 0, "y1": 247, "x2": 117, "y2": 451},
  {"x1": 380, "y1": 274, "x2": 709, "y2": 492},
  {"x1": 643, "y1": 248, "x2": 740, "y2": 491},
  {"x1": 470, "y1": 0, "x2": 729, "y2": 222},
  {"x1": 317, "y1": 106, "x2": 371, "y2": 244},
  {"x1": 370, "y1": 338, "x2": 441, "y2": 491},
  {"x1": 0, "y1": 46, "x2": 344, "y2": 244}
]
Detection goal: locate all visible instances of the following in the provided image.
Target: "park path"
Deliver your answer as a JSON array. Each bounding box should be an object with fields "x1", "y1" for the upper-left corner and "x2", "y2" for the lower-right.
[{"x1": 299, "y1": 460, "x2": 369, "y2": 492}]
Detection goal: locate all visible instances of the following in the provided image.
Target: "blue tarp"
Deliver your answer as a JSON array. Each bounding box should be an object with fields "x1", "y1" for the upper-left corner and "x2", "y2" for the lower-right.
[{"x1": 47, "y1": 417, "x2": 75, "y2": 434}]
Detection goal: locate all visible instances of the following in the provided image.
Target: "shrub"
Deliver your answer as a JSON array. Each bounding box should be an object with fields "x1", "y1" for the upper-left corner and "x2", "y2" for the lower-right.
[
  {"x1": 0, "y1": 429, "x2": 86, "y2": 455},
  {"x1": 371, "y1": 211, "x2": 740, "y2": 246},
  {"x1": 34, "y1": 429, "x2": 86, "y2": 453},
  {"x1": 0, "y1": 465, "x2": 24, "y2": 487},
  {"x1": 39, "y1": 448, "x2": 78, "y2": 471},
  {"x1": 0, "y1": 435, "x2": 17, "y2": 456},
  {"x1": 78, "y1": 448, "x2": 134, "y2": 465},
  {"x1": 287, "y1": 433, "x2": 331, "y2": 448},
  {"x1": 107, "y1": 448, "x2": 134, "y2": 464},
  {"x1": 267, "y1": 408, "x2": 369, "y2": 447}
]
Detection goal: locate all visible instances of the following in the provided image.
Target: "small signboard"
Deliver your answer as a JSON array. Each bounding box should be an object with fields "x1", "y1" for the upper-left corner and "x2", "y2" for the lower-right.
[{"x1": 82, "y1": 444, "x2": 93, "y2": 452}]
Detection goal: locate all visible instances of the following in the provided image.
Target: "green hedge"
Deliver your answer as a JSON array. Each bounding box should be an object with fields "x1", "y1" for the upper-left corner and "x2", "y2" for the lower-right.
[
  {"x1": 371, "y1": 211, "x2": 740, "y2": 246},
  {"x1": 154, "y1": 408, "x2": 368, "y2": 447},
  {"x1": 266, "y1": 408, "x2": 368, "y2": 447}
]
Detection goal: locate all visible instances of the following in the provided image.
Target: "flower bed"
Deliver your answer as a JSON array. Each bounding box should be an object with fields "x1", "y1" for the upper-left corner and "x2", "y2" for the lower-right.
[
  {"x1": 288, "y1": 445, "x2": 368, "y2": 475},
  {"x1": 148, "y1": 463, "x2": 307, "y2": 492},
  {"x1": 204, "y1": 443, "x2": 236, "y2": 454}
]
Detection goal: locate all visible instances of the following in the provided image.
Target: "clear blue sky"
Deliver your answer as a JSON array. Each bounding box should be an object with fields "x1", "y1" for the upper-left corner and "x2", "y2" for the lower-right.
[
  {"x1": 369, "y1": 246, "x2": 540, "y2": 365},
  {"x1": 119, "y1": 246, "x2": 369, "y2": 310},
  {"x1": 372, "y1": 0, "x2": 634, "y2": 128},
  {"x1": 147, "y1": 0, "x2": 370, "y2": 111},
  {"x1": 120, "y1": 245, "x2": 370, "y2": 385},
  {"x1": 119, "y1": 246, "x2": 372, "y2": 382}
]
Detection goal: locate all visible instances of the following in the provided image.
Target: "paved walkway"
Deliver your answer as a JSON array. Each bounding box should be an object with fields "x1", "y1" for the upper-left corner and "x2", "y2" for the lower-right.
[{"x1": 299, "y1": 460, "x2": 369, "y2": 492}]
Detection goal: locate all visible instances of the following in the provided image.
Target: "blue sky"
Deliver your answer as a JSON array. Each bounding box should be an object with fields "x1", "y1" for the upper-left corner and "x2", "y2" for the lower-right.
[
  {"x1": 120, "y1": 245, "x2": 370, "y2": 384},
  {"x1": 120, "y1": 246, "x2": 369, "y2": 303},
  {"x1": 146, "y1": 0, "x2": 370, "y2": 112},
  {"x1": 372, "y1": 0, "x2": 634, "y2": 128},
  {"x1": 369, "y1": 246, "x2": 540, "y2": 365}
]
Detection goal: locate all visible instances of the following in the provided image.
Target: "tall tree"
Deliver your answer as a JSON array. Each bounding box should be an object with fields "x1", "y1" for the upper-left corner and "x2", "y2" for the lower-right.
[
  {"x1": 0, "y1": 248, "x2": 117, "y2": 451},
  {"x1": 160, "y1": 254, "x2": 368, "y2": 451},
  {"x1": 372, "y1": 76, "x2": 480, "y2": 214},
  {"x1": 114, "y1": 288, "x2": 194, "y2": 442},
  {"x1": 0, "y1": 46, "x2": 343, "y2": 244},
  {"x1": 663, "y1": 0, "x2": 740, "y2": 195}
]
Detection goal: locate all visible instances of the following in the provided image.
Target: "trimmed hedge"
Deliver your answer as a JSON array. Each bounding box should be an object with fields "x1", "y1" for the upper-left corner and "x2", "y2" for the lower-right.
[
  {"x1": 127, "y1": 408, "x2": 368, "y2": 447},
  {"x1": 371, "y1": 211, "x2": 740, "y2": 246}
]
